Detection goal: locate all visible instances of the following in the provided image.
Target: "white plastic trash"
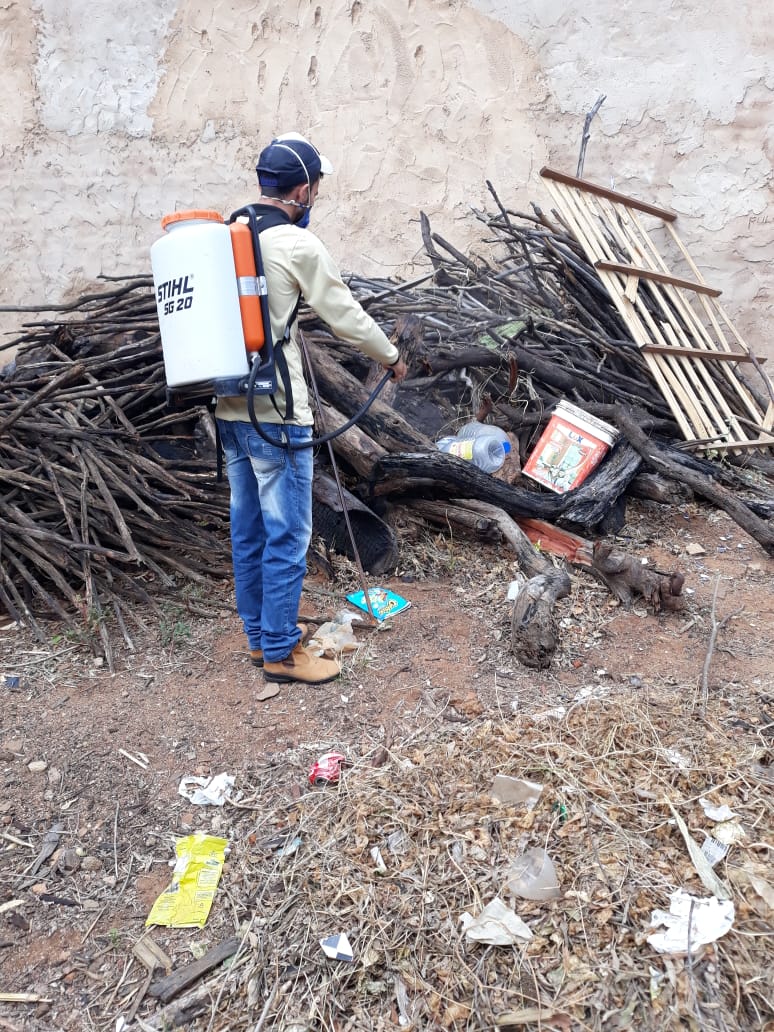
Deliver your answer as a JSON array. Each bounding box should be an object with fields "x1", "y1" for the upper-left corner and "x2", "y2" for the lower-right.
[
  {"x1": 504, "y1": 847, "x2": 561, "y2": 901},
  {"x1": 460, "y1": 896, "x2": 533, "y2": 944},
  {"x1": 647, "y1": 889, "x2": 735, "y2": 955},
  {"x1": 457, "y1": 420, "x2": 511, "y2": 446}
]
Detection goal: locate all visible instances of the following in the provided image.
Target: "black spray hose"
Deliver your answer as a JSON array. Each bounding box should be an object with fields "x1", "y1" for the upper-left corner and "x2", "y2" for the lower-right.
[{"x1": 246, "y1": 360, "x2": 394, "y2": 451}]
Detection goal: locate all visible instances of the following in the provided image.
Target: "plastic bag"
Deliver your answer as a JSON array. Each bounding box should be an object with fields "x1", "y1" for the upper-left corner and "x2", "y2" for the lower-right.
[
  {"x1": 307, "y1": 610, "x2": 359, "y2": 657},
  {"x1": 504, "y1": 847, "x2": 561, "y2": 901}
]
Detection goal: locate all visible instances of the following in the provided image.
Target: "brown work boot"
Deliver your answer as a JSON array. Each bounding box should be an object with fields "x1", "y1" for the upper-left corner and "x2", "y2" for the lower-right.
[
  {"x1": 263, "y1": 644, "x2": 340, "y2": 685},
  {"x1": 250, "y1": 624, "x2": 308, "y2": 667}
]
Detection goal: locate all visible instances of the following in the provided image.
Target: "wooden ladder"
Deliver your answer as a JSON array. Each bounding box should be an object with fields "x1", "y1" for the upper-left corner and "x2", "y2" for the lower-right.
[{"x1": 540, "y1": 167, "x2": 774, "y2": 453}]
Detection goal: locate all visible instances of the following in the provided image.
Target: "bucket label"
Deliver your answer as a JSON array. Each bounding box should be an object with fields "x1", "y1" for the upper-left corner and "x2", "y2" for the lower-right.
[
  {"x1": 157, "y1": 275, "x2": 194, "y2": 316},
  {"x1": 523, "y1": 416, "x2": 611, "y2": 494}
]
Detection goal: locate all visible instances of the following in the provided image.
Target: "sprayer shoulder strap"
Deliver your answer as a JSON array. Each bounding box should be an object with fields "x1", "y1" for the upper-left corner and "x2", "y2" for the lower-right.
[{"x1": 250, "y1": 206, "x2": 301, "y2": 422}]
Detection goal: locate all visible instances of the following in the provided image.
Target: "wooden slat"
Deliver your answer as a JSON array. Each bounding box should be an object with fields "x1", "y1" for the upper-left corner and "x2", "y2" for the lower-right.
[
  {"x1": 570, "y1": 187, "x2": 722, "y2": 438},
  {"x1": 542, "y1": 176, "x2": 695, "y2": 440},
  {"x1": 658, "y1": 320, "x2": 729, "y2": 440},
  {"x1": 148, "y1": 937, "x2": 239, "y2": 1004},
  {"x1": 541, "y1": 171, "x2": 774, "y2": 453},
  {"x1": 595, "y1": 261, "x2": 722, "y2": 297},
  {"x1": 691, "y1": 436, "x2": 774, "y2": 453},
  {"x1": 635, "y1": 210, "x2": 765, "y2": 427},
  {"x1": 540, "y1": 167, "x2": 677, "y2": 222},
  {"x1": 642, "y1": 345, "x2": 765, "y2": 364},
  {"x1": 580, "y1": 190, "x2": 753, "y2": 443},
  {"x1": 623, "y1": 206, "x2": 765, "y2": 428}
]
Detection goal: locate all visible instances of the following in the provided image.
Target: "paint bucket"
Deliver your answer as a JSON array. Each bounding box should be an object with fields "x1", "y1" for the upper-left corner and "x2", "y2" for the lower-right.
[{"x1": 523, "y1": 400, "x2": 618, "y2": 494}]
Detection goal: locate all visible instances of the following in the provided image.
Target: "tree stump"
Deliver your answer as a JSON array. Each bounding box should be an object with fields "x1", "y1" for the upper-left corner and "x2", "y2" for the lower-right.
[{"x1": 449, "y1": 499, "x2": 572, "y2": 669}]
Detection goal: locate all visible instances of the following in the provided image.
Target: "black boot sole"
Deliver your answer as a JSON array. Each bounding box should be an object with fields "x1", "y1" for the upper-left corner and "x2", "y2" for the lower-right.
[{"x1": 263, "y1": 670, "x2": 339, "y2": 685}]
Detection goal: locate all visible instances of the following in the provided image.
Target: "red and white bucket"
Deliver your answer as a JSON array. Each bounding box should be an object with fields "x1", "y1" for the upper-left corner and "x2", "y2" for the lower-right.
[{"x1": 523, "y1": 400, "x2": 618, "y2": 494}]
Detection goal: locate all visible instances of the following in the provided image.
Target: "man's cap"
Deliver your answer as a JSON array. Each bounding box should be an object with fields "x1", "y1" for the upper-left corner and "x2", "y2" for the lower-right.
[{"x1": 256, "y1": 133, "x2": 334, "y2": 190}]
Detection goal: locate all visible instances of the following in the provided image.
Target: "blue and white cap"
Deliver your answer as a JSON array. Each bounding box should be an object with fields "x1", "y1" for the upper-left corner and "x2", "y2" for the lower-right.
[{"x1": 256, "y1": 132, "x2": 334, "y2": 191}]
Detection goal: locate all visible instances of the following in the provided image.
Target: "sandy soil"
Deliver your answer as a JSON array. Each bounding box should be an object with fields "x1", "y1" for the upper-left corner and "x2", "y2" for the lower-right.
[{"x1": 1, "y1": 498, "x2": 772, "y2": 1030}]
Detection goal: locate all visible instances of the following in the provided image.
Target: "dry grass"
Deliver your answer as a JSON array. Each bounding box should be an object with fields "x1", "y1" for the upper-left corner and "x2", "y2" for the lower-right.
[
  {"x1": 2, "y1": 508, "x2": 772, "y2": 1032},
  {"x1": 152, "y1": 688, "x2": 774, "y2": 1032}
]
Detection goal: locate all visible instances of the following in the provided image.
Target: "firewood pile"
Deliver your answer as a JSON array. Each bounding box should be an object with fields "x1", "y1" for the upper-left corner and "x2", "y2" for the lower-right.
[
  {"x1": 0, "y1": 279, "x2": 232, "y2": 667},
  {"x1": 2, "y1": 190, "x2": 773, "y2": 665}
]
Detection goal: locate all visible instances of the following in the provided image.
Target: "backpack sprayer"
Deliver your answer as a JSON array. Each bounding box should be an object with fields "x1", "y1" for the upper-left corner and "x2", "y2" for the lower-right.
[{"x1": 150, "y1": 208, "x2": 393, "y2": 451}]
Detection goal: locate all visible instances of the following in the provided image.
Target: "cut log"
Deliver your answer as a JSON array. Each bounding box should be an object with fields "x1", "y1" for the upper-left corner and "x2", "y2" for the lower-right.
[
  {"x1": 555, "y1": 442, "x2": 643, "y2": 530},
  {"x1": 370, "y1": 441, "x2": 643, "y2": 534},
  {"x1": 316, "y1": 401, "x2": 387, "y2": 478},
  {"x1": 627, "y1": 472, "x2": 694, "y2": 505},
  {"x1": 469, "y1": 500, "x2": 572, "y2": 669},
  {"x1": 370, "y1": 450, "x2": 560, "y2": 517},
  {"x1": 305, "y1": 338, "x2": 434, "y2": 452},
  {"x1": 405, "y1": 499, "x2": 503, "y2": 541},
  {"x1": 510, "y1": 572, "x2": 572, "y2": 669},
  {"x1": 590, "y1": 541, "x2": 685, "y2": 611}
]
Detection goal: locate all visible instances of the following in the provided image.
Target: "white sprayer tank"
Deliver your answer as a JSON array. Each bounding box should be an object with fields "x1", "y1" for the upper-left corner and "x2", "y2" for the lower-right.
[{"x1": 151, "y1": 209, "x2": 249, "y2": 387}]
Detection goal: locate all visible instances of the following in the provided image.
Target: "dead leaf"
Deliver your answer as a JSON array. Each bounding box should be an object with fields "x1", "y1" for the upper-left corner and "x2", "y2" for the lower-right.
[
  {"x1": 442, "y1": 1001, "x2": 472, "y2": 1026},
  {"x1": 449, "y1": 691, "x2": 483, "y2": 718},
  {"x1": 748, "y1": 874, "x2": 774, "y2": 911},
  {"x1": 595, "y1": 906, "x2": 614, "y2": 926},
  {"x1": 729, "y1": 866, "x2": 774, "y2": 912}
]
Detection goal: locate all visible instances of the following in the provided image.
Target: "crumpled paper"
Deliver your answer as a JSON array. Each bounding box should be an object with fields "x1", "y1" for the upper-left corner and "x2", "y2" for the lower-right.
[
  {"x1": 178, "y1": 772, "x2": 235, "y2": 806},
  {"x1": 699, "y1": 796, "x2": 737, "y2": 822},
  {"x1": 460, "y1": 896, "x2": 532, "y2": 945},
  {"x1": 647, "y1": 889, "x2": 735, "y2": 955}
]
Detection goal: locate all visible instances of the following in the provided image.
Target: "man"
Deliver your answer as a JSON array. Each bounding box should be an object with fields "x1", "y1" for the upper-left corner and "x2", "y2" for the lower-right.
[{"x1": 215, "y1": 132, "x2": 407, "y2": 688}]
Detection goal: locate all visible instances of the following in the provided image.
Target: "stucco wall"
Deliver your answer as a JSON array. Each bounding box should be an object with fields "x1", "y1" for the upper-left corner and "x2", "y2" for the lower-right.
[{"x1": 1, "y1": 1, "x2": 772, "y2": 360}]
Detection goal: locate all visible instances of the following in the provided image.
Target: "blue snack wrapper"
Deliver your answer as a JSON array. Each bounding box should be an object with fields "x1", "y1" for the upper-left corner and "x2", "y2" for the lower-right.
[{"x1": 346, "y1": 587, "x2": 411, "y2": 622}]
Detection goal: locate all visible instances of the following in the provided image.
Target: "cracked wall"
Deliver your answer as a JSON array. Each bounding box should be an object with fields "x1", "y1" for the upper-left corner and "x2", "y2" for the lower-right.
[{"x1": 1, "y1": 0, "x2": 772, "y2": 360}]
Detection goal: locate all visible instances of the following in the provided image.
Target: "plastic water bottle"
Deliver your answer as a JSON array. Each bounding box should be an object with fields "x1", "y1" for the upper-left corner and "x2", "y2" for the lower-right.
[
  {"x1": 457, "y1": 420, "x2": 511, "y2": 447},
  {"x1": 437, "y1": 435, "x2": 511, "y2": 473}
]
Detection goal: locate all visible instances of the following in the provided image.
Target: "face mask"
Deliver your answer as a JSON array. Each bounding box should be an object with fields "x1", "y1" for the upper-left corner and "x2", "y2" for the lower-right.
[{"x1": 297, "y1": 207, "x2": 311, "y2": 229}]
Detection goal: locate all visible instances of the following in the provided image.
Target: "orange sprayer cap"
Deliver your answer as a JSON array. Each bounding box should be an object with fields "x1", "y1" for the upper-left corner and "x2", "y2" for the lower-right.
[{"x1": 161, "y1": 209, "x2": 224, "y2": 230}]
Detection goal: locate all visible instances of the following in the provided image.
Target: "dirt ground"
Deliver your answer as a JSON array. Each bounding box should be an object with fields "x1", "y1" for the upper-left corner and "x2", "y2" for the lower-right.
[{"x1": 1, "y1": 497, "x2": 773, "y2": 1031}]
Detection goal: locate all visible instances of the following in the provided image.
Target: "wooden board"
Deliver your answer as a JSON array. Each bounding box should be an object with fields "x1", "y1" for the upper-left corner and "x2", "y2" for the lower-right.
[{"x1": 540, "y1": 167, "x2": 774, "y2": 453}]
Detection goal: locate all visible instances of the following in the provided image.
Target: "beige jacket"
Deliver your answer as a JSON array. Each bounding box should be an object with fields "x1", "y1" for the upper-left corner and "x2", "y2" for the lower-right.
[{"x1": 215, "y1": 220, "x2": 399, "y2": 425}]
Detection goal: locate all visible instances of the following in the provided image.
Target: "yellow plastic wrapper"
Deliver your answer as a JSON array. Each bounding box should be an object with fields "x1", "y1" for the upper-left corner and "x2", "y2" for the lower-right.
[{"x1": 146, "y1": 832, "x2": 228, "y2": 929}]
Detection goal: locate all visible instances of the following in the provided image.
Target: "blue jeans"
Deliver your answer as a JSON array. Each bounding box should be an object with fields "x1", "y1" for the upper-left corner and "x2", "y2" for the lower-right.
[{"x1": 217, "y1": 419, "x2": 314, "y2": 662}]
